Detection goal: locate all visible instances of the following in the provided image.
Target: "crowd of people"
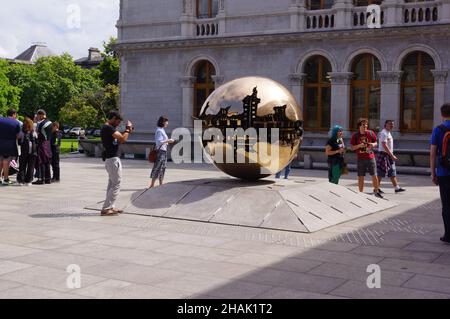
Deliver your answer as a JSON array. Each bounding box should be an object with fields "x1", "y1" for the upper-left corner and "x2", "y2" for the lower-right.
[
  {"x1": 3, "y1": 105, "x2": 449, "y2": 244},
  {"x1": 0, "y1": 108, "x2": 61, "y2": 186}
]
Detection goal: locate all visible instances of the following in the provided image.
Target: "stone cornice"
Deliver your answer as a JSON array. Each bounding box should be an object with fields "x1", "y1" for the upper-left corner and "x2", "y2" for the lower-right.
[{"x1": 115, "y1": 24, "x2": 450, "y2": 53}]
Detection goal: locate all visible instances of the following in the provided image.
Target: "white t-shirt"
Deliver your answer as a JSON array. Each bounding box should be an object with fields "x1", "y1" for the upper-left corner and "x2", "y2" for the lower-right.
[{"x1": 378, "y1": 128, "x2": 393, "y2": 153}]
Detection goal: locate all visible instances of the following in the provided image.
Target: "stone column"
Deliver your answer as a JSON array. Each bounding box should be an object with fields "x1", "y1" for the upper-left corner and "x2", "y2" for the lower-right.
[
  {"x1": 217, "y1": 0, "x2": 226, "y2": 35},
  {"x1": 289, "y1": 73, "x2": 306, "y2": 114},
  {"x1": 180, "y1": 76, "x2": 196, "y2": 128},
  {"x1": 378, "y1": 71, "x2": 403, "y2": 134},
  {"x1": 383, "y1": 0, "x2": 402, "y2": 27},
  {"x1": 289, "y1": 0, "x2": 306, "y2": 32},
  {"x1": 180, "y1": 0, "x2": 195, "y2": 37},
  {"x1": 432, "y1": 70, "x2": 449, "y2": 126},
  {"x1": 329, "y1": 72, "x2": 353, "y2": 134},
  {"x1": 333, "y1": 0, "x2": 353, "y2": 29},
  {"x1": 441, "y1": 0, "x2": 450, "y2": 23}
]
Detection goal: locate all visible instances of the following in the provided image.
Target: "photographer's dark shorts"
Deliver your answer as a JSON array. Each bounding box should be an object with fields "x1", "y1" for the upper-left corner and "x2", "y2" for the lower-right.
[{"x1": 357, "y1": 158, "x2": 377, "y2": 177}]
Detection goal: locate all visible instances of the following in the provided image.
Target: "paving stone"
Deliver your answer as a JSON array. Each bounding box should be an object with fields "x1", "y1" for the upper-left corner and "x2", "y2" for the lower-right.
[
  {"x1": 0, "y1": 286, "x2": 85, "y2": 299},
  {"x1": 403, "y1": 241, "x2": 450, "y2": 254},
  {"x1": 329, "y1": 280, "x2": 450, "y2": 299},
  {"x1": 25, "y1": 238, "x2": 81, "y2": 250},
  {"x1": 0, "y1": 260, "x2": 34, "y2": 276},
  {"x1": 403, "y1": 274, "x2": 450, "y2": 294},
  {"x1": 92, "y1": 235, "x2": 173, "y2": 251},
  {"x1": 13, "y1": 251, "x2": 110, "y2": 270},
  {"x1": 0, "y1": 243, "x2": 42, "y2": 259},
  {"x1": 350, "y1": 246, "x2": 440, "y2": 262},
  {"x1": 73, "y1": 279, "x2": 187, "y2": 299},
  {"x1": 218, "y1": 240, "x2": 305, "y2": 257},
  {"x1": 83, "y1": 263, "x2": 185, "y2": 286},
  {"x1": 153, "y1": 274, "x2": 233, "y2": 294},
  {"x1": 256, "y1": 287, "x2": 346, "y2": 299},
  {"x1": 308, "y1": 262, "x2": 414, "y2": 287},
  {"x1": 291, "y1": 249, "x2": 384, "y2": 267},
  {"x1": 193, "y1": 280, "x2": 273, "y2": 299},
  {"x1": 241, "y1": 268, "x2": 346, "y2": 294},
  {"x1": 379, "y1": 258, "x2": 450, "y2": 278},
  {"x1": 0, "y1": 265, "x2": 107, "y2": 293},
  {"x1": 0, "y1": 279, "x2": 22, "y2": 292},
  {"x1": 153, "y1": 257, "x2": 259, "y2": 279}
]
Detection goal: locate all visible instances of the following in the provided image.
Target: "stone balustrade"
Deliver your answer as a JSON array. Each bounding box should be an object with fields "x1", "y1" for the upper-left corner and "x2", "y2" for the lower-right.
[
  {"x1": 196, "y1": 19, "x2": 219, "y2": 37},
  {"x1": 305, "y1": 9, "x2": 335, "y2": 30}
]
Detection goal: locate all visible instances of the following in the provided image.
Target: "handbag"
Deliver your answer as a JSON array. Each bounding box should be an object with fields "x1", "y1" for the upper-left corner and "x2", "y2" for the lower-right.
[{"x1": 148, "y1": 145, "x2": 163, "y2": 163}]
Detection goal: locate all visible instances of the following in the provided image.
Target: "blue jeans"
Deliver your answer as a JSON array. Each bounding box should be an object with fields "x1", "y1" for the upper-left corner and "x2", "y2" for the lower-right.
[{"x1": 276, "y1": 163, "x2": 292, "y2": 179}]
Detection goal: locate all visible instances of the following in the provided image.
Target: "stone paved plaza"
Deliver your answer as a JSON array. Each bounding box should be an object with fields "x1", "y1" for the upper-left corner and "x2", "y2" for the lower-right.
[{"x1": 1, "y1": 156, "x2": 450, "y2": 299}]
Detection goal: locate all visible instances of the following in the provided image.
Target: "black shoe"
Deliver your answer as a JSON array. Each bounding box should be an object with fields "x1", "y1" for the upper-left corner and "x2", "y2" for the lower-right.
[
  {"x1": 45, "y1": 180, "x2": 52, "y2": 184},
  {"x1": 32, "y1": 180, "x2": 44, "y2": 185},
  {"x1": 51, "y1": 179, "x2": 60, "y2": 183},
  {"x1": 374, "y1": 192, "x2": 384, "y2": 199},
  {"x1": 395, "y1": 188, "x2": 406, "y2": 193},
  {"x1": 376, "y1": 189, "x2": 385, "y2": 194},
  {"x1": 440, "y1": 237, "x2": 450, "y2": 244}
]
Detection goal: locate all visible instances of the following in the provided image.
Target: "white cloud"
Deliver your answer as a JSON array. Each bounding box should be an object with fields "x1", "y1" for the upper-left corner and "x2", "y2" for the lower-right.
[{"x1": 0, "y1": 0, "x2": 120, "y2": 59}]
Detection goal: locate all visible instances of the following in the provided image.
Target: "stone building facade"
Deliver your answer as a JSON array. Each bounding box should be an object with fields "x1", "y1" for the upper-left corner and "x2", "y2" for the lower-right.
[{"x1": 116, "y1": 0, "x2": 450, "y2": 150}]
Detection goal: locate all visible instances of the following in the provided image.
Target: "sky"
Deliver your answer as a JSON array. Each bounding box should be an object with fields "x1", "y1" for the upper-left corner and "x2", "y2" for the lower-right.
[{"x1": 0, "y1": 0, "x2": 120, "y2": 60}]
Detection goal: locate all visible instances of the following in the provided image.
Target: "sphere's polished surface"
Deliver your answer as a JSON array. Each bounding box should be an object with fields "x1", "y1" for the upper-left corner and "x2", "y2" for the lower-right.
[{"x1": 198, "y1": 77, "x2": 303, "y2": 180}]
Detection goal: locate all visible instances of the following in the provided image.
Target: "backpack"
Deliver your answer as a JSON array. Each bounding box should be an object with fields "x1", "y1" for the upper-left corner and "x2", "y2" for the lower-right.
[{"x1": 438, "y1": 124, "x2": 450, "y2": 169}]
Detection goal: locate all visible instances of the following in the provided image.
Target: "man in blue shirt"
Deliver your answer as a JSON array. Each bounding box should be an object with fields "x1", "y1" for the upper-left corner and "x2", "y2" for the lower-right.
[
  {"x1": 430, "y1": 103, "x2": 450, "y2": 243},
  {"x1": 0, "y1": 109, "x2": 21, "y2": 185}
]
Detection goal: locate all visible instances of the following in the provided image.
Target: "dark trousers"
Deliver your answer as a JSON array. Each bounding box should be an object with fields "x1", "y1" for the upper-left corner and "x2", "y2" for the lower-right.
[
  {"x1": 51, "y1": 147, "x2": 60, "y2": 180},
  {"x1": 438, "y1": 176, "x2": 450, "y2": 239},
  {"x1": 18, "y1": 153, "x2": 36, "y2": 183},
  {"x1": 39, "y1": 163, "x2": 51, "y2": 182}
]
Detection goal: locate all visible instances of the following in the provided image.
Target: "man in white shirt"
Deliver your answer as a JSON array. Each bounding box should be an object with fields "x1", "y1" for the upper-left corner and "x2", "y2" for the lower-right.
[{"x1": 376, "y1": 120, "x2": 405, "y2": 193}]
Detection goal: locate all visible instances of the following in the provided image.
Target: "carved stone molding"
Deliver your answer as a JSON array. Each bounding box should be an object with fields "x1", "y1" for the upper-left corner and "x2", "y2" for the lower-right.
[
  {"x1": 180, "y1": 76, "x2": 196, "y2": 87},
  {"x1": 378, "y1": 71, "x2": 403, "y2": 84},
  {"x1": 431, "y1": 70, "x2": 449, "y2": 83},
  {"x1": 115, "y1": 24, "x2": 450, "y2": 53},
  {"x1": 289, "y1": 73, "x2": 306, "y2": 85},
  {"x1": 211, "y1": 75, "x2": 225, "y2": 85},
  {"x1": 329, "y1": 72, "x2": 353, "y2": 84}
]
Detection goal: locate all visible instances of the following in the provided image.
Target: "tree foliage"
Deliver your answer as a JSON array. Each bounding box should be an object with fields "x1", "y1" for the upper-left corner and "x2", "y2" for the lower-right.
[
  {"x1": 99, "y1": 37, "x2": 119, "y2": 86},
  {"x1": 2, "y1": 37, "x2": 120, "y2": 127},
  {"x1": 0, "y1": 60, "x2": 21, "y2": 115}
]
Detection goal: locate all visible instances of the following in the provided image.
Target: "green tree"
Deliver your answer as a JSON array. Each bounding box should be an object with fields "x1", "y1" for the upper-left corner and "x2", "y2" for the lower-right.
[
  {"x1": 58, "y1": 84, "x2": 120, "y2": 127},
  {"x1": 0, "y1": 60, "x2": 21, "y2": 115},
  {"x1": 8, "y1": 54, "x2": 102, "y2": 121},
  {"x1": 98, "y1": 37, "x2": 119, "y2": 85},
  {"x1": 59, "y1": 97, "x2": 99, "y2": 128}
]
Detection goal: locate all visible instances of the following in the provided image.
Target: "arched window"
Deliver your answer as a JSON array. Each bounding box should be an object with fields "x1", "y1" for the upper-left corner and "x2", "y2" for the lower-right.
[
  {"x1": 308, "y1": 0, "x2": 334, "y2": 10},
  {"x1": 400, "y1": 51, "x2": 435, "y2": 132},
  {"x1": 350, "y1": 54, "x2": 381, "y2": 129},
  {"x1": 197, "y1": 0, "x2": 219, "y2": 19},
  {"x1": 194, "y1": 61, "x2": 216, "y2": 117},
  {"x1": 304, "y1": 56, "x2": 332, "y2": 130}
]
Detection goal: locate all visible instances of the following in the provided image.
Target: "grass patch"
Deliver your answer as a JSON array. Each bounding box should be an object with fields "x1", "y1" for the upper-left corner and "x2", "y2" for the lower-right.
[{"x1": 60, "y1": 137, "x2": 100, "y2": 154}]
